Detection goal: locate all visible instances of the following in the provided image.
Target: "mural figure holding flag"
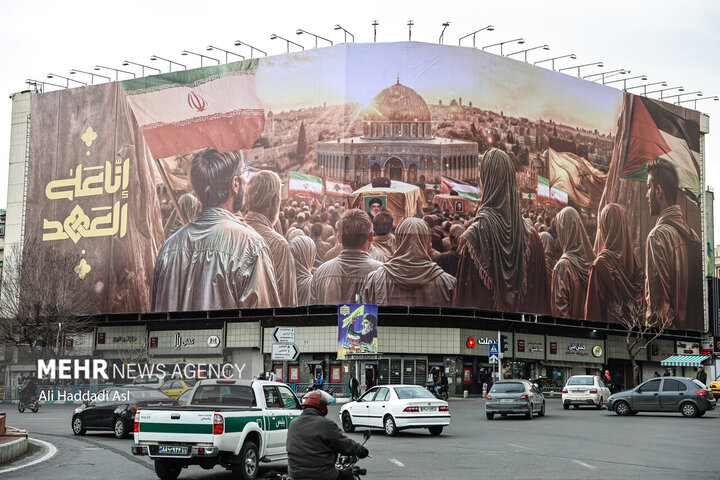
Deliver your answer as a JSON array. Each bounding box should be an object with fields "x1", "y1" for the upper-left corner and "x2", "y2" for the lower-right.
[{"x1": 337, "y1": 304, "x2": 378, "y2": 360}]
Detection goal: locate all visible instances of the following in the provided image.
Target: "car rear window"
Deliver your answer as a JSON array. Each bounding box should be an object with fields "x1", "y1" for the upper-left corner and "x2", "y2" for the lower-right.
[
  {"x1": 692, "y1": 379, "x2": 708, "y2": 389},
  {"x1": 567, "y1": 377, "x2": 593, "y2": 386},
  {"x1": 394, "y1": 387, "x2": 435, "y2": 399},
  {"x1": 128, "y1": 389, "x2": 173, "y2": 401},
  {"x1": 191, "y1": 385, "x2": 256, "y2": 406},
  {"x1": 490, "y1": 383, "x2": 525, "y2": 393}
]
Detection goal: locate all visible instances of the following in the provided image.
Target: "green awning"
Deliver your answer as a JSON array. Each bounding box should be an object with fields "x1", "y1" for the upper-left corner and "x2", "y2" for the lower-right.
[{"x1": 660, "y1": 355, "x2": 710, "y2": 367}]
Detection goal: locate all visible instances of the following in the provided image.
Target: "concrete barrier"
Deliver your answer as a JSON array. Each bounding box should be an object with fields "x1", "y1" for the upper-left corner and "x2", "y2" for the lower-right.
[{"x1": 0, "y1": 436, "x2": 29, "y2": 464}]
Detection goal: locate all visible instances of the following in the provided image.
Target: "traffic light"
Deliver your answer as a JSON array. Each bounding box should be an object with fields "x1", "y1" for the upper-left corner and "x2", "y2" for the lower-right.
[{"x1": 500, "y1": 335, "x2": 509, "y2": 353}]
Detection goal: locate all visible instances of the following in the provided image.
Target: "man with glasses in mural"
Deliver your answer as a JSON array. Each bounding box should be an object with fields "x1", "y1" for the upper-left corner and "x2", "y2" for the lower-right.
[{"x1": 151, "y1": 148, "x2": 280, "y2": 311}]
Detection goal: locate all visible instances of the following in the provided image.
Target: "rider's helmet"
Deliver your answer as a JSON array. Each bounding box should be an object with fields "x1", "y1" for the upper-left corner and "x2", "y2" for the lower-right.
[{"x1": 301, "y1": 390, "x2": 333, "y2": 416}]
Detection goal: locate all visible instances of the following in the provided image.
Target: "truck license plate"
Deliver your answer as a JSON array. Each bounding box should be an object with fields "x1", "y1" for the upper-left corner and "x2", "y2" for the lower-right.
[{"x1": 158, "y1": 446, "x2": 189, "y2": 455}]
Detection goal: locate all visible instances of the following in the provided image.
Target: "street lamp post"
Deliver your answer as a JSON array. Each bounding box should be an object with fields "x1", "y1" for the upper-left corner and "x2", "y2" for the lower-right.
[
  {"x1": 605, "y1": 74, "x2": 648, "y2": 90},
  {"x1": 122, "y1": 60, "x2": 161, "y2": 76},
  {"x1": 439, "y1": 22, "x2": 450, "y2": 45},
  {"x1": 506, "y1": 44, "x2": 549, "y2": 62},
  {"x1": 583, "y1": 68, "x2": 627, "y2": 84},
  {"x1": 234, "y1": 40, "x2": 267, "y2": 58},
  {"x1": 372, "y1": 20, "x2": 379, "y2": 42},
  {"x1": 334, "y1": 24, "x2": 354, "y2": 43},
  {"x1": 644, "y1": 86, "x2": 683, "y2": 100},
  {"x1": 677, "y1": 95, "x2": 719, "y2": 109},
  {"x1": 207, "y1": 45, "x2": 245, "y2": 63},
  {"x1": 150, "y1": 55, "x2": 187, "y2": 72},
  {"x1": 181, "y1": 50, "x2": 220, "y2": 67},
  {"x1": 69, "y1": 69, "x2": 111, "y2": 84},
  {"x1": 670, "y1": 91, "x2": 702, "y2": 104},
  {"x1": 458, "y1": 25, "x2": 494, "y2": 48},
  {"x1": 296, "y1": 29, "x2": 333, "y2": 48},
  {"x1": 534, "y1": 53, "x2": 576, "y2": 70},
  {"x1": 482, "y1": 38, "x2": 524, "y2": 55},
  {"x1": 559, "y1": 61, "x2": 604, "y2": 78},
  {"x1": 269, "y1": 34, "x2": 304, "y2": 53},
  {"x1": 94, "y1": 65, "x2": 135, "y2": 80},
  {"x1": 47, "y1": 73, "x2": 86, "y2": 88},
  {"x1": 626, "y1": 81, "x2": 667, "y2": 96}
]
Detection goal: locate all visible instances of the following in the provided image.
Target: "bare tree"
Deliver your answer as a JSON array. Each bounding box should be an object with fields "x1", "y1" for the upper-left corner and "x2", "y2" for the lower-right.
[
  {"x1": 0, "y1": 238, "x2": 97, "y2": 360},
  {"x1": 616, "y1": 301, "x2": 674, "y2": 386}
]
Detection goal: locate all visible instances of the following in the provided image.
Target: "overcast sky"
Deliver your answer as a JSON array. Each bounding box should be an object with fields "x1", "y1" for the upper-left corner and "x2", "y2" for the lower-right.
[{"x1": 1, "y1": 0, "x2": 718, "y2": 221}]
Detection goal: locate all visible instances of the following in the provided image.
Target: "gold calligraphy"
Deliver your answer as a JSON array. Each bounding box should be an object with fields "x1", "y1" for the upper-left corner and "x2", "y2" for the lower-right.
[{"x1": 45, "y1": 159, "x2": 129, "y2": 201}]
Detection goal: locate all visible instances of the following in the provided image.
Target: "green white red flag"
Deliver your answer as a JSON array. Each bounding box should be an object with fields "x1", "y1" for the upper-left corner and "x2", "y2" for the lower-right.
[
  {"x1": 121, "y1": 60, "x2": 265, "y2": 159},
  {"x1": 289, "y1": 172, "x2": 323, "y2": 197},
  {"x1": 441, "y1": 176, "x2": 479, "y2": 201}
]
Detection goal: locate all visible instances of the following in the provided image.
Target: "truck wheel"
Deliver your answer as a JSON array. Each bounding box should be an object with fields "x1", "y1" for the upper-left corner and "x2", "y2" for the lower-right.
[
  {"x1": 154, "y1": 460, "x2": 181, "y2": 480},
  {"x1": 233, "y1": 441, "x2": 259, "y2": 480},
  {"x1": 342, "y1": 412, "x2": 355, "y2": 433}
]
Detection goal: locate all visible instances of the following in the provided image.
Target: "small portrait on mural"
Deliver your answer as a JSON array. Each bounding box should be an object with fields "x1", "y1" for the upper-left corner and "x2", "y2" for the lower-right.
[
  {"x1": 364, "y1": 196, "x2": 387, "y2": 218},
  {"x1": 454, "y1": 200, "x2": 464, "y2": 213}
]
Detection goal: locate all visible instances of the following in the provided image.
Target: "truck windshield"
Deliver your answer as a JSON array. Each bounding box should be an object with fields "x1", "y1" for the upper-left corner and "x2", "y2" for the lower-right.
[{"x1": 191, "y1": 385, "x2": 257, "y2": 407}]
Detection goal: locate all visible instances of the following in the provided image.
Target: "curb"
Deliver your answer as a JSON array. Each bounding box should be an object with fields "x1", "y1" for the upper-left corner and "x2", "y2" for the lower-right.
[{"x1": 0, "y1": 436, "x2": 28, "y2": 464}]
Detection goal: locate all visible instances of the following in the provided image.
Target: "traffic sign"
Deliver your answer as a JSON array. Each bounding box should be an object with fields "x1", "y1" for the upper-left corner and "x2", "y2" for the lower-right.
[
  {"x1": 489, "y1": 343, "x2": 499, "y2": 355},
  {"x1": 271, "y1": 343, "x2": 299, "y2": 361},
  {"x1": 273, "y1": 327, "x2": 295, "y2": 344},
  {"x1": 489, "y1": 354, "x2": 499, "y2": 364}
]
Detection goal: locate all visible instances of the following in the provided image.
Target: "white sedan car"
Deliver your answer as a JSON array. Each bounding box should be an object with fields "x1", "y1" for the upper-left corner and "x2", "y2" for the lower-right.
[
  {"x1": 562, "y1": 375, "x2": 611, "y2": 410},
  {"x1": 339, "y1": 384, "x2": 450, "y2": 436}
]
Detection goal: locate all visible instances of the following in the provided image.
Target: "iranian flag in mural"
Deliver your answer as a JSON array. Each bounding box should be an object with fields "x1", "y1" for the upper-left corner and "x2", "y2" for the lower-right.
[
  {"x1": 121, "y1": 60, "x2": 265, "y2": 159},
  {"x1": 289, "y1": 172, "x2": 323, "y2": 197},
  {"x1": 325, "y1": 178, "x2": 352, "y2": 197},
  {"x1": 538, "y1": 175, "x2": 550, "y2": 197}
]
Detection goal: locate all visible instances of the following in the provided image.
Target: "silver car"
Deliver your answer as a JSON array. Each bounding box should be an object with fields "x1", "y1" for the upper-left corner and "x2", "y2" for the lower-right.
[{"x1": 485, "y1": 380, "x2": 546, "y2": 420}]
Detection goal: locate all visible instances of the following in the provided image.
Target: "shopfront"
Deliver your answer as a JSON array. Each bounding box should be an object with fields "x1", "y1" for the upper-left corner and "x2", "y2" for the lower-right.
[
  {"x1": 512, "y1": 333, "x2": 545, "y2": 381},
  {"x1": 542, "y1": 335, "x2": 605, "y2": 390}
]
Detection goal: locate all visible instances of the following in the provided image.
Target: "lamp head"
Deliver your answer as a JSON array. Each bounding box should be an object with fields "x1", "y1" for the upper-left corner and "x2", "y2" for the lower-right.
[
  {"x1": 334, "y1": 24, "x2": 342, "y2": 30},
  {"x1": 122, "y1": 61, "x2": 130, "y2": 66},
  {"x1": 443, "y1": 22, "x2": 450, "y2": 27},
  {"x1": 487, "y1": 25, "x2": 495, "y2": 31},
  {"x1": 69, "y1": 70, "x2": 77, "y2": 75},
  {"x1": 678, "y1": 87, "x2": 685, "y2": 92},
  {"x1": 661, "y1": 81, "x2": 667, "y2": 87},
  {"x1": 714, "y1": 96, "x2": 719, "y2": 101},
  {"x1": 542, "y1": 45, "x2": 550, "y2": 50},
  {"x1": 598, "y1": 62, "x2": 604, "y2": 68},
  {"x1": 234, "y1": 40, "x2": 242, "y2": 46},
  {"x1": 517, "y1": 38, "x2": 525, "y2": 45},
  {"x1": 181, "y1": 50, "x2": 189, "y2": 56},
  {"x1": 640, "y1": 75, "x2": 648, "y2": 81},
  {"x1": 206, "y1": 46, "x2": 213, "y2": 51},
  {"x1": 296, "y1": 29, "x2": 303, "y2": 35},
  {"x1": 270, "y1": 34, "x2": 278, "y2": 40},
  {"x1": 570, "y1": 54, "x2": 577, "y2": 59},
  {"x1": 697, "y1": 91, "x2": 703, "y2": 96},
  {"x1": 93, "y1": 66, "x2": 101, "y2": 71},
  {"x1": 150, "y1": 55, "x2": 158, "y2": 61},
  {"x1": 46, "y1": 74, "x2": 54, "y2": 79}
]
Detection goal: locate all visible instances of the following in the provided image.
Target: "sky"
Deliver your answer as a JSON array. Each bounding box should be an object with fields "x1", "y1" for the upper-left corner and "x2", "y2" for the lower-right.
[{"x1": 1, "y1": 0, "x2": 719, "y2": 217}]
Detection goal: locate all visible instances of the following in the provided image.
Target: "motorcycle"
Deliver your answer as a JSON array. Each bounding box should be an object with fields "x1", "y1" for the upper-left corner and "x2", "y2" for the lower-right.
[
  {"x1": 274, "y1": 430, "x2": 371, "y2": 480},
  {"x1": 18, "y1": 396, "x2": 40, "y2": 413},
  {"x1": 425, "y1": 382, "x2": 449, "y2": 401}
]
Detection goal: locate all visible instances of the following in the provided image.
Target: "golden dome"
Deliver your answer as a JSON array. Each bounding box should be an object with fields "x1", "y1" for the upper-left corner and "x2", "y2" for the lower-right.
[{"x1": 365, "y1": 79, "x2": 431, "y2": 122}]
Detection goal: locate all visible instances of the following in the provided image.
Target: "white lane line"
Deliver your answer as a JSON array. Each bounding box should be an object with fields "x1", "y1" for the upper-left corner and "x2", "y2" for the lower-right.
[
  {"x1": 507, "y1": 443, "x2": 532, "y2": 450},
  {"x1": 0, "y1": 438, "x2": 58, "y2": 474},
  {"x1": 572, "y1": 460, "x2": 598, "y2": 470},
  {"x1": 389, "y1": 458, "x2": 405, "y2": 467}
]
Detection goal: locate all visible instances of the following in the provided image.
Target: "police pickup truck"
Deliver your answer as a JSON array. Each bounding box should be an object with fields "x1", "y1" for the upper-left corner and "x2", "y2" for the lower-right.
[{"x1": 131, "y1": 378, "x2": 301, "y2": 480}]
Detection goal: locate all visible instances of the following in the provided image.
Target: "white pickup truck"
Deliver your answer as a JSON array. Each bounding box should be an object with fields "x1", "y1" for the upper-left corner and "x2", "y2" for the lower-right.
[{"x1": 131, "y1": 378, "x2": 301, "y2": 480}]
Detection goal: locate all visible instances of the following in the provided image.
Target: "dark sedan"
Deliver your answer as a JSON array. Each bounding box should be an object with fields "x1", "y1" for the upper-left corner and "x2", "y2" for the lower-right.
[
  {"x1": 71, "y1": 386, "x2": 177, "y2": 438},
  {"x1": 606, "y1": 377, "x2": 716, "y2": 418}
]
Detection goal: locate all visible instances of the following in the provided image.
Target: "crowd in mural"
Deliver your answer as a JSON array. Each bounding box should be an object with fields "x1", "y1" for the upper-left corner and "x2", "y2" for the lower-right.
[{"x1": 150, "y1": 145, "x2": 699, "y2": 330}]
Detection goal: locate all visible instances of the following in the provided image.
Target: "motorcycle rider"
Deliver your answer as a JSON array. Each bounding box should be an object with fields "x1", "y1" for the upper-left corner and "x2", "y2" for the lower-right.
[
  {"x1": 434, "y1": 371, "x2": 448, "y2": 397},
  {"x1": 287, "y1": 390, "x2": 368, "y2": 480},
  {"x1": 19, "y1": 377, "x2": 37, "y2": 406}
]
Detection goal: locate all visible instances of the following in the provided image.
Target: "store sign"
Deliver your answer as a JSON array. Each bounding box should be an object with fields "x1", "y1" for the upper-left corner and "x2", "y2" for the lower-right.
[
  {"x1": 174, "y1": 333, "x2": 196, "y2": 350},
  {"x1": 592, "y1": 346, "x2": 603, "y2": 357},
  {"x1": 676, "y1": 340, "x2": 700, "y2": 355},
  {"x1": 113, "y1": 336, "x2": 137, "y2": 343},
  {"x1": 715, "y1": 337, "x2": 720, "y2": 354},
  {"x1": 97, "y1": 332, "x2": 105, "y2": 344},
  {"x1": 528, "y1": 342, "x2": 543, "y2": 353},
  {"x1": 517, "y1": 340, "x2": 525, "y2": 352},
  {"x1": 550, "y1": 342, "x2": 557, "y2": 355},
  {"x1": 149, "y1": 337, "x2": 158, "y2": 348},
  {"x1": 207, "y1": 335, "x2": 221, "y2": 348}
]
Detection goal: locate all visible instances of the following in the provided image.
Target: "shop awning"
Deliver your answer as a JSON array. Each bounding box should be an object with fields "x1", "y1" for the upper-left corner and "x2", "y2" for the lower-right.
[{"x1": 660, "y1": 355, "x2": 710, "y2": 367}]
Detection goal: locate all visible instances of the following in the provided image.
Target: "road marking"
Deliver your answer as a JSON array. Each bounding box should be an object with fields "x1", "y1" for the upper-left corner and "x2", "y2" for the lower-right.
[
  {"x1": 0, "y1": 438, "x2": 57, "y2": 474},
  {"x1": 572, "y1": 460, "x2": 598, "y2": 470},
  {"x1": 507, "y1": 443, "x2": 532, "y2": 450},
  {"x1": 389, "y1": 458, "x2": 405, "y2": 467}
]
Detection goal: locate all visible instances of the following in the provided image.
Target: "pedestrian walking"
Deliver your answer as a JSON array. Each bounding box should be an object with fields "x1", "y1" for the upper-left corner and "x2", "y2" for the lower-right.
[
  {"x1": 663, "y1": 368, "x2": 672, "y2": 376},
  {"x1": 612, "y1": 371, "x2": 623, "y2": 394},
  {"x1": 696, "y1": 366, "x2": 707, "y2": 386},
  {"x1": 348, "y1": 374, "x2": 359, "y2": 400}
]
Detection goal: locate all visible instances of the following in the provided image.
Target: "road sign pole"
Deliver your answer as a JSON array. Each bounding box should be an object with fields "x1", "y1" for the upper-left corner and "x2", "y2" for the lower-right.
[{"x1": 498, "y1": 331, "x2": 502, "y2": 380}]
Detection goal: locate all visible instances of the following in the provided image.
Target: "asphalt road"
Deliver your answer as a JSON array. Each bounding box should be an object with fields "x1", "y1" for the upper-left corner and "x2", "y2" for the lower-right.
[{"x1": 2, "y1": 397, "x2": 719, "y2": 480}]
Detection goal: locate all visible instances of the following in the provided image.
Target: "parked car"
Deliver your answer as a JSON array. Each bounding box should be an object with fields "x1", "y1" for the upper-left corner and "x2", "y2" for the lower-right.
[
  {"x1": 175, "y1": 388, "x2": 192, "y2": 406},
  {"x1": 339, "y1": 384, "x2": 450, "y2": 436},
  {"x1": 128, "y1": 375, "x2": 165, "y2": 388},
  {"x1": 709, "y1": 375, "x2": 720, "y2": 396},
  {"x1": 562, "y1": 375, "x2": 611, "y2": 410},
  {"x1": 71, "y1": 386, "x2": 177, "y2": 439},
  {"x1": 485, "y1": 379, "x2": 545, "y2": 420},
  {"x1": 159, "y1": 379, "x2": 196, "y2": 399},
  {"x1": 606, "y1": 377, "x2": 716, "y2": 417}
]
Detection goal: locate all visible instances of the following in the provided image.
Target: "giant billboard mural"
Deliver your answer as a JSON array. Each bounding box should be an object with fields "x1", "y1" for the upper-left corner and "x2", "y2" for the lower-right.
[{"x1": 25, "y1": 42, "x2": 704, "y2": 330}]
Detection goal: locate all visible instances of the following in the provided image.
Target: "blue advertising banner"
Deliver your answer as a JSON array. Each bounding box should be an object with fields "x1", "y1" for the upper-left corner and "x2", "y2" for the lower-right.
[{"x1": 337, "y1": 304, "x2": 378, "y2": 360}]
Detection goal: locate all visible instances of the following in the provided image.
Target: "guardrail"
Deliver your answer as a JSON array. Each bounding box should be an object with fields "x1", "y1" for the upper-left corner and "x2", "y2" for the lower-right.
[
  {"x1": 290, "y1": 383, "x2": 349, "y2": 397},
  {"x1": 0, "y1": 384, "x2": 116, "y2": 404}
]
